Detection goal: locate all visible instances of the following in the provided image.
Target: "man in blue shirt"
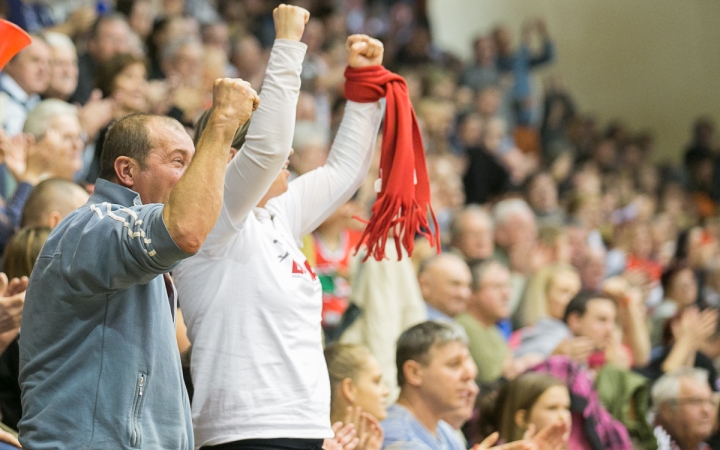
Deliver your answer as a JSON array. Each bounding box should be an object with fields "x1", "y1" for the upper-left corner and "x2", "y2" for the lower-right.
[
  {"x1": 18, "y1": 77, "x2": 259, "y2": 449},
  {"x1": 382, "y1": 321, "x2": 473, "y2": 450}
]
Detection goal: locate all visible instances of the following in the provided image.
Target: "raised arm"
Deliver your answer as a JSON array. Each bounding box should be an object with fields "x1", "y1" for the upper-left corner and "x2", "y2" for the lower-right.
[
  {"x1": 163, "y1": 79, "x2": 259, "y2": 252},
  {"x1": 269, "y1": 36, "x2": 384, "y2": 240},
  {"x1": 223, "y1": 5, "x2": 309, "y2": 227}
]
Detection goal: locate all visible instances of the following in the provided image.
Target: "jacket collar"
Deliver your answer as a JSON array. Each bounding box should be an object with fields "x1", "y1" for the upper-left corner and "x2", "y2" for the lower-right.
[{"x1": 89, "y1": 179, "x2": 143, "y2": 207}]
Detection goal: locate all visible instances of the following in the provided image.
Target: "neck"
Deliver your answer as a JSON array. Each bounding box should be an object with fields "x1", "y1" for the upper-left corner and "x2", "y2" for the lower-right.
[
  {"x1": 396, "y1": 389, "x2": 444, "y2": 436},
  {"x1": 467, "y1": 304, "x2": 495, "y2": 327}
]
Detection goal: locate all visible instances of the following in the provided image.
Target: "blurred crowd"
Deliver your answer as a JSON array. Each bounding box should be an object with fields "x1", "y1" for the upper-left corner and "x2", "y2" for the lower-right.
[{"x1": 0, "y1": 0, "x2": 719, "y2": 449}]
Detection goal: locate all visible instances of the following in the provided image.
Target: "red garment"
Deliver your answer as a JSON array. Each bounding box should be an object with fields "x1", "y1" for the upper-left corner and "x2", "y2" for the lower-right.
[
  {"x1": 626, "y1": 255, "x2": 662, "y2": 282},
  {"x1": 344, "y1": 65, "x2": 439, "y2": 261}
]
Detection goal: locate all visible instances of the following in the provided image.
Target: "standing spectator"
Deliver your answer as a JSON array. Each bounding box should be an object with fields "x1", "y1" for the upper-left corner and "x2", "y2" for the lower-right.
[{"x1": 17, "y1": 76, "x2": 259, "y2": 447}]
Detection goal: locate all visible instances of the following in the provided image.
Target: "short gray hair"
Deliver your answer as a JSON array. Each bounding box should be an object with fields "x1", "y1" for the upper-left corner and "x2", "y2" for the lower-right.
[
  {"x1": 651, "y1": 367, "x2": 709, "y2": 412},
  {"x1": 161, "y1": 37, "x2": 202, "y2": 63},
  {"x1": 43, "y1": 32, "x2": 76, "y2": 52},
  {"x1": 470, "y1": 259, "x2": 508, "y2": 292},
  {"x1": 396, "y1": 321, "x2": 468, "y2": 387},
  {"x1": 450, "y1": 205, "x2": 494, "y2": 243},
  {"x1": 493, "y1": 198, "x2": 533, "y2": 226},
  {"x1": 23, "y1": 99, "x2": 77, "y2": 139}
]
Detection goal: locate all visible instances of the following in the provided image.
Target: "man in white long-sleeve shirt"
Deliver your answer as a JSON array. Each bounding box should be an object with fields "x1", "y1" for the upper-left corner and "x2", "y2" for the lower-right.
[{"x1": 173, "y1": 4, "x2": 385, "y2": 449}]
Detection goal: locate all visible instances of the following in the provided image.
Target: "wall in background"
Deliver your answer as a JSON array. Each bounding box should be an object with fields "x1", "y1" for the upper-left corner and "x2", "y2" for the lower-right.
[{"x1": 428, "y1": 0, "x2": 720, "y2": 162}]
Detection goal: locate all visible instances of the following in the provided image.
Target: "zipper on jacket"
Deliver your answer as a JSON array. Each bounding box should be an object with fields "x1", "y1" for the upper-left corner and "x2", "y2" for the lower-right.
[{"x1": 131, "y1": 373, "x2": 146, "y2": 448}]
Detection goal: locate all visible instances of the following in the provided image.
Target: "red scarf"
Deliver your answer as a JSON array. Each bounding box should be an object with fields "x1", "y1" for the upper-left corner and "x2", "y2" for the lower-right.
[{"x1": 344, "y1": 65, "x2": 440, "y2": 261}]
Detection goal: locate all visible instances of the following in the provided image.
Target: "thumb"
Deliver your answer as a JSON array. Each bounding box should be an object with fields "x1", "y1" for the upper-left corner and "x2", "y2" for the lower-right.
[{"x1": 523, "y1": 423, "x2": 536, "y2": 440}]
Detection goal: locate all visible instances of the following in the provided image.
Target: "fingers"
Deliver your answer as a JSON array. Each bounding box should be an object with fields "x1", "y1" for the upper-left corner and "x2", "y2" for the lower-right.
[
  {"x1": 273, "y1": 4, "x2": 310, "y2": 41},
  {"x1": 477, "y1": 432, "x2": 499, "y2": 450},
  {"x1": 334, "y1": 423, "x2": 356, "y2": 446},
  {"x1": 0, "y1": 429, "x2": 20, "y2": 447},
  {"x1": 0, "y1": 273, "x2": 8, "y2": 296},
  {"x1": 522, "y1": 423, "x2": 536, "y2": 441},
  {"x1": 7, "y1": 277, "x2": 28, "y2": 297}
]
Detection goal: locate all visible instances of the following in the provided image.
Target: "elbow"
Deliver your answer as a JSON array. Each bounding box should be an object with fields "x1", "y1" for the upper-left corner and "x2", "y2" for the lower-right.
[{"x1": 168, "y1": 222, "x2": 209, "y2": 253}]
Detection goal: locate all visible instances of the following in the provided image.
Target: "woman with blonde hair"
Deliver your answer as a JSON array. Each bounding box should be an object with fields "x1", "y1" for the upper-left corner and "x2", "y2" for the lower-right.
[
  {"x1": 324, "y1": 343, "x2": 386, "y2": 450},
  {"x1": 514, "y1": 263, "x2": 581, "y2": 329}
]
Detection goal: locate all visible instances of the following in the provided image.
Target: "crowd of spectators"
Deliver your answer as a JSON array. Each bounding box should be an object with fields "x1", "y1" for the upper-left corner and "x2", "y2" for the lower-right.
[{"x1": 0, "y1": 0, "x2": 719, "y2": 449}]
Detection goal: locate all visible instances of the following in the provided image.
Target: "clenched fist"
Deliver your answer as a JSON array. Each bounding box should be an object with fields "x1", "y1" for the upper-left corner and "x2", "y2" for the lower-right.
[
  {"x1": 210, "y1": 78, "x2": 260, "y2": 130},
  {"x1": 346, "y1": 35, "x2": 384, "y2": 68},
  {"x1": 273, "y1": 4, "x2": 310, "y2": 41}
]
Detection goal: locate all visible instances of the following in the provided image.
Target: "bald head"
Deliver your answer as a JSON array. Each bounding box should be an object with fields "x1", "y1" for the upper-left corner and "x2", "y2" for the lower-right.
[
  {"x1": 21, "y1": 179, "x2": 89, "y2": 229},
  {"x1": 418, "y1": 253, "x2": 472, "y2": 318},
  {"x1": 450, "y1": 206, "x2": 494, "y2": 263}
]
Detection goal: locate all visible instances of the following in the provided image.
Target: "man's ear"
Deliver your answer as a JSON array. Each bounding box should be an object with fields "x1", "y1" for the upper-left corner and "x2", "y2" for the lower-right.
[
  {"x1": 403, "y1": 360, "x2": 424, "y2": 387},
  {"x1": 47, "y1": 211, "x2": 62, "y2": 228},
  {"x1": 113, "y1": 156, "x2": 136, "y2": 189},
  {"x1": 566, "y1": 312, "x2": 581, "y2": 333}
]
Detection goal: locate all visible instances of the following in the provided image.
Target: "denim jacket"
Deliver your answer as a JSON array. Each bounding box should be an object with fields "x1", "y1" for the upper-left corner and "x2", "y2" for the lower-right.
[{"x1": 18, "y1": 179, "x2": 194, "y2": 449}]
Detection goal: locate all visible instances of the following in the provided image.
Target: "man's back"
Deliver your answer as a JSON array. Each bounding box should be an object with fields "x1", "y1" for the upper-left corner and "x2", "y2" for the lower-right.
[{"x1": 19, "y1": 179, "x2": 193, "y2": 449}]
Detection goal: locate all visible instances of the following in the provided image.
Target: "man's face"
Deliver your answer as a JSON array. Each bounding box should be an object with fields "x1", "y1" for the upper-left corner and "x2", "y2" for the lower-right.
[
  {"x1": 456, "y1": 213, "x2": 494, "y2": 261},
  {"x1": 47, "y1": 114, "x2": 85, "y2": 180},
  {"x1": 91, "y1": 20, "x2": 131, "y2": 62},
  {"x1": 132, "y1": 121, "x2": 195, "y2": 205},
  {"x1": 48, "y1": 45, "x2": 78, "y2": 100},
  {"x1": 419, "y1": 341, "x2": 475, "y2": 415},
  {"x1": 420, "y1": 257, "x2": 472, "y2": 318},
  {"x1": 661, "y1": 377, "x2": 717, "y2": 447},
  {"x1": 5, "y1": 38, "x2": 51, "y2": 95},
  {"x1": 528, "y1": 174, "x2": 558, "y2": 214},
  {"x1": 167, "y1": 43, "x2": 203, "y2": 84},
  {"x1": 471, "y1": 264, "x2": 511, "y2": 323},
  {"x1": 571, "y1": 299, "x2": 616, "y2": 351},
  {"x1": 504, "y1": 212, "x2": 537, "y2": 250}
]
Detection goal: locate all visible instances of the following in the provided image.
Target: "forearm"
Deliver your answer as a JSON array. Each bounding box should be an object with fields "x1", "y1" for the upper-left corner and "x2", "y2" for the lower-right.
[
  {"x1": 661, "y1": 337, "x2": 697, "y2": 373},
  {"x1": 164, "y1": 115, "x2": 235, "y2": 252},
  {"x1": 224, "y1": 39, "x2": 306, "y2": 223},
  {"x1": 622, "y1": 307, "x2": 651, "y2": 367},
  {"x1": 6, "y1": 181, "x2": 32, "y2": 227}
]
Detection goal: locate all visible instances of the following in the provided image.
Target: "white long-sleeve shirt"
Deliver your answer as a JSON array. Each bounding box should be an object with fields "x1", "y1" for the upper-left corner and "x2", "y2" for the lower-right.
[{"x1": 174, "y1": 39, "x2": 384, "y2": 448}]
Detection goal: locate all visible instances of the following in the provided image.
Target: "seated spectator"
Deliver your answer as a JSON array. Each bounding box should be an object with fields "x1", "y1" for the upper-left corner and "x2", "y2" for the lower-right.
[
  {"x1": 459, "y1": 36, "x2": 500, "y2": 93},
  {"x1": 515, "y1": 291, "x2": 634, "y2": 370},
  {"x1": 524, "y1": 171, "x2": 565, "y2": 226},
  {"x1": 381, "y1": 321, "x2": 473, "y2": 450},
  {"x1": 512, "y1": 263, "x2": 580, "y2": 330},
  {"x1": 0, "y1": 34, "x2": 50, "y2": 137},
  {"x1": 496, "y1": 373, "x2": 571, "y2": 446},
  {"x1": 533, "y1": 224, "x2": 572, "y2": 268},
  {"x1": 70, "y1": 14, "x2": 131, "y2": 105},
  {"x1": 639, "y1": 307, "x2": 719, "y2": 389},
  {"x1": 653, "y1": 262, "x2": 699, "y2": 346},
  {"x1": 324, "y1": 343, "x2": 388, "y2": 427},
  {"x1": 0, "y1": 226, "x2": 50, "y2": 432},
  {"x1": 20, "y1": 178, "x2": 88, "y2": 228},
  {"x1": 456, "y1": 261, "x2": 538, "y2": 383},
  {"x1": 418, "y1": 253, "x2": 472, "y2": 321},
  {"x1": 448, "y1": 205, "x2": 495, "y2": 265},
  {"x1": 652, "y1": 368, "x2": 718, "y2": 450},
  {"x1": 22, "y1": 99, "x2": 85, "y2": 181},
  {"x1": 303, "y1": 199, "x2": 363, "y2": 340},
  {"x1": 42, "y1": 32, "x2": 77, "y2": 102}
]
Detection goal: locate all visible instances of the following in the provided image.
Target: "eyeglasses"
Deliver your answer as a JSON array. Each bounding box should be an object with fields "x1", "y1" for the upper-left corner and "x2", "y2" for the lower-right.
[{"x1": 672, "y1": 394, "x2": 720, "y2": 408}]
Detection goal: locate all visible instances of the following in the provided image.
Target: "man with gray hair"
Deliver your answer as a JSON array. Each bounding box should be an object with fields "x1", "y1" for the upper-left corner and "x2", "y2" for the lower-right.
[
  {"x1": 652, "y1": 367, "x2": 717, "y2": 450},
  {"x1": 418, "y1": 253, "x2": 472, "y2": 321},
  {"x1": 43, "y1": 32, "x2": 79, "y2": 101},
  {"x1": 449, "y1": 205, "x2": 495, "y2": 265},
  {"x1": 381, "y1": 321, "x2": 474, "y2": 450}
]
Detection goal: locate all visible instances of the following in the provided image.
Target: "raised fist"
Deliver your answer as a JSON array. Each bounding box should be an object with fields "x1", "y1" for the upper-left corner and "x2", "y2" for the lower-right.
[
  {"x1": 210, "y1": 78, "x2": 260, "y2": 130},
  {"x1": 346, "y1": 35, "x2": 384, "y2": 68},
  {"x1": 273, "y1": 4, "x2": 310, "y2": 41}
]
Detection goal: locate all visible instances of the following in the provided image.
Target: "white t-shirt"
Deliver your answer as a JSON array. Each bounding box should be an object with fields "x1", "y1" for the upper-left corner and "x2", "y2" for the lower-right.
[{"x1": 174, "y1": 39, "x2": 383, "y2": 448}]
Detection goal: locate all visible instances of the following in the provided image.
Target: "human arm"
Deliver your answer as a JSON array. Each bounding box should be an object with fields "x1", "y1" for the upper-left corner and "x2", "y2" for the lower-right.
[
  {"x1": 603, "y1": 277, "x2": 651, "y2": 367},
  {"x1": 323, "y1": 422, "x2": 358, "y2": 450},
  {"x1": 223, "y1": 5, "x2": 309, "y2": 227},
  {"x1": 163, "y1": 79, "x2": 259, "y2": 252},
  {"x1": 269, "y1": 35, "x2": 384, "y2": 239},
  {"x1": 522, "y1": 19, "x2": 555, "y2": 69},
  {"x1": 0, "y1": 273, "x2": 27, "y2": 353},
  {"x1": 661, "y1": 307, "x2": 717, "y2": 373}
]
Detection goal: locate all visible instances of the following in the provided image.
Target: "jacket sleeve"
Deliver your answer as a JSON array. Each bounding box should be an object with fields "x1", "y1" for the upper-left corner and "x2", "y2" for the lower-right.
[
  {"x1": 220, "y1": 39, "x2": 307, "y2": 231},
  {"x1": 60, "y1": 203, "x2": 192, "y2": 296},
  {"x1": 267, "y1": 100, "x2": 383, "y2": 241}
]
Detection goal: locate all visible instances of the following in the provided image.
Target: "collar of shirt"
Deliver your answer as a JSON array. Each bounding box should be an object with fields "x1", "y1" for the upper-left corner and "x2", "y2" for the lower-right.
[
  {"x1": 90, "y1": 179, "x2": 143, "y2": 207},
  {"x1": 0, "y1": 73, "x2": 39, "y2": 111}
]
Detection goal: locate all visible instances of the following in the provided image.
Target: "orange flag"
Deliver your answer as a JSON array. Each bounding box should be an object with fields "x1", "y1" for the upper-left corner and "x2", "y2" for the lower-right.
[{"x1": 0, "y1": 20, "x2": 31, "y2": 71}]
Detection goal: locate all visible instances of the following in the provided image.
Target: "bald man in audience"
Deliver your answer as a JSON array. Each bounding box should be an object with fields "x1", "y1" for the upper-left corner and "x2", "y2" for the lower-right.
[
  {"x1": 20, "y1": 179, "x2": 89, "y2": 228},
  {"x1": 418, "y1": 253, "x2": 472, "y2": 321}
]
